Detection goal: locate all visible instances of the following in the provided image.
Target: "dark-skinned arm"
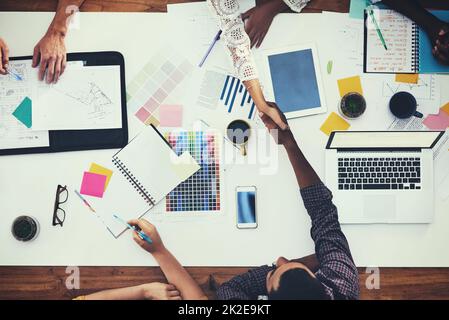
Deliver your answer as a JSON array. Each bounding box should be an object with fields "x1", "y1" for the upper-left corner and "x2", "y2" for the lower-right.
[{"x1": 381, "y1": 0, "x2": 449, "y2": 65}]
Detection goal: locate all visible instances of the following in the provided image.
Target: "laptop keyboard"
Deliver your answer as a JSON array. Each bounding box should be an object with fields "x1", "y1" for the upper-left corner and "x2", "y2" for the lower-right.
[{"x1": 338, "y1": 156, "x2": 422, "y2": 191}]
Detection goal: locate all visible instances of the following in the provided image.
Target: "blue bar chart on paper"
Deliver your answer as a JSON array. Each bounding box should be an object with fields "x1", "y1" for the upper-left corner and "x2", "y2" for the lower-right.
[
  {"x1": 196, "y1": 70, "x2": 256, "y2": 121},
  {"x1": 219, "y1": 75, "x2": 256, "y2": 120}
]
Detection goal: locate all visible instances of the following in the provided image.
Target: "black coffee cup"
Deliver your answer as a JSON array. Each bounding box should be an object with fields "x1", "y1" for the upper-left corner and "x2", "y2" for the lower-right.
[
  {"x1": 226, "y1": 119, "x2": 251, "y2": 156},
  {"x1": 12, "y1": 216, "x2": 40, "y2": 242},
  {"x1": 389, "y1": 91, "x2": 423, "y2": 119}
]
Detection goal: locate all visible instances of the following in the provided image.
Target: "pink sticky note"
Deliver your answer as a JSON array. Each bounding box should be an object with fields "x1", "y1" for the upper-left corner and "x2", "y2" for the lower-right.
[
  {"x1": 159, "y1": 104, "x2": 183, "y2": 127},
  {"x1": 80, "y1": 172, "x2": 107, "y2": 198},
  {"x1": 422, "y1": 109, "x2": 449, "y2": 130}
]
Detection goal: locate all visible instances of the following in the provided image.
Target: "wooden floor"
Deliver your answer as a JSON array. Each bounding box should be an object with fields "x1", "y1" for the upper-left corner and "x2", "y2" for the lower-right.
[{"x1": 1, "y1": 0, "x2": 449, "y2": 300}]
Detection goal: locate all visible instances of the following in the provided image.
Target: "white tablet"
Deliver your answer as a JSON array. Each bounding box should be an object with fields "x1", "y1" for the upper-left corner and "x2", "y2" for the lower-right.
[{"x1": 259, "y1": 43, "x2": 327, "y2": 119}]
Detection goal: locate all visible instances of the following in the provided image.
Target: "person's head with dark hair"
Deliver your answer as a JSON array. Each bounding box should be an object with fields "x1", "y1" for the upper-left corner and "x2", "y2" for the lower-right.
[{"x1": 266, "y1": 257, "x2": 329, "y2": 300}]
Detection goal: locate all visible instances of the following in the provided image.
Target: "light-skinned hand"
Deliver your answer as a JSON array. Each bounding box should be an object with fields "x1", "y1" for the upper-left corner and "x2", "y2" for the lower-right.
[
  {"x1": 140, "y1": 283, "x2": 182, "y2": 300},
  {"x1": 128, "y1": 219, "x2": 165, "y2": 254},
  {"x1": 0, "y1": 38, "x2": 9, "y2": 75},
  {"x1": 259, "y1": 102, "x2": 294, "y2": 146},
  {"x1": 32, "y1": 31, "x2": 67, "y2": 83}
]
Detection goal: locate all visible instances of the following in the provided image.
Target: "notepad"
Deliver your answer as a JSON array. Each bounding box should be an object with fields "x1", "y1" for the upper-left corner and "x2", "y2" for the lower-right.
[
  {"x1": 337, "y1": 76, "x2": 363, "y2": 97},
  {"x1": 364, "y1": 8, "x2": 449, "y2": 74},
  {"x1": 395, "y1": 74, "x2": 419, "y2": 84},
  {"x1": 80, "y1": 172, "x2": 107, "y2": 198},
  {"x1": 422, "y1": 109, "x2": 449, "y2": 130},
  {"x1": 90, "y1": 125, "x2": 200, "y2": 237},
  {"x1": 89, "y1": 163, "x2": 113, "y2": 190},
  {"x1": 112, "y1": 125, "x2": 200, "y2": 207},
  {"x1": 320, "y1": 112, "x2": 350, "y2": 136}
]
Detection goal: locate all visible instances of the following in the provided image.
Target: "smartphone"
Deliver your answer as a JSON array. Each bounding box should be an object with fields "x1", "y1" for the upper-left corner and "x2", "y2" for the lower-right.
[{"x1": 236, "y1": 186, "x2": 257, "y2": 229}]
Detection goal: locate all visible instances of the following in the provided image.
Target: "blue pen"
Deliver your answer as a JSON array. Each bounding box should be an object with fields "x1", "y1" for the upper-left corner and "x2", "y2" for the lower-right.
[
  {"x1": 198, "y1": 30, "x2": 222, "y2": 68},
  {"x1": 5, "y1": 66, "x2": 23, "y2": 81},
  {"x1": 113, "y1": 214, "x2": 153, "y2": 244}
]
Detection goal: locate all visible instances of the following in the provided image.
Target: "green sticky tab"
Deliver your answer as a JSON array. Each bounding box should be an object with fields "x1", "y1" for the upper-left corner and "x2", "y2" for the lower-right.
[
  {"x1": 12, "y1": 97, "x2": 32, "y2": 128},
  {"x1": 327, "y1": 60, "x2": 333, "y2": 75}
]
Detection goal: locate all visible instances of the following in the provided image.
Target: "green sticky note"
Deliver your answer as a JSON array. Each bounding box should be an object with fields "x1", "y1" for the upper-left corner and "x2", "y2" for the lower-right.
[
  {"x1": 327, "y1": 60, "x2": 333, "y2": 74},
  {"x1": 349, "y1": 0, "x2": 368, "y2": 19},
  {"x1": 12, "y1": 97, "x2": 32, "y2": 128}
]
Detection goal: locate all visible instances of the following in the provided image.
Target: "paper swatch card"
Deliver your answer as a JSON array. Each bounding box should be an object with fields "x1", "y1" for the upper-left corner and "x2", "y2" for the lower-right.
[{"x1": 159, "y1": 105, "x2": 183, "y2": 127}]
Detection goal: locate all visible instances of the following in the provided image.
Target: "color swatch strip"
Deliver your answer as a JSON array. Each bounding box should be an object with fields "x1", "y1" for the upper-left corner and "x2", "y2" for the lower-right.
[{"x1": 127, "y1": 47, "x2": 193, "y2": 126}]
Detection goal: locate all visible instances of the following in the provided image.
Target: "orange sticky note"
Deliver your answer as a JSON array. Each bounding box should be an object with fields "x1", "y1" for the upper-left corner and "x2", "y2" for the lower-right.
[
  {"x1": 395, "y1": 73, "x2": 419, "y2": 84},
  {"x1": 337, "y1": 76, "x2": 363, "y2": 97},
  {"x1": 320, "y1": 112, "x2": 350, "y2": 136},
  {"x1": 441, "y1": 102, "x2": 449, "y2": 116}
]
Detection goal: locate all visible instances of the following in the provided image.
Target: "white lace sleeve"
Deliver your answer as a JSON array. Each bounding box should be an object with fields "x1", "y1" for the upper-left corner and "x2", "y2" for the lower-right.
[
  {"x1": 207, "y1": 0, "x2": 257, "y2": 81},
  {"x1": 282, "y1": 0, "x2": 310, "y2": 12}
]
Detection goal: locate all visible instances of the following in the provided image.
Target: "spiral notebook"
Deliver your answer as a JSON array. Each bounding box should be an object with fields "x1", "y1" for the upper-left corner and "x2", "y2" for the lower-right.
[
  {"x1": 94, "y1": 125, "x2": 200, "y2": 237},
  {"x1": 364, "y1": 8, "x2": 449, "y2": 74}
]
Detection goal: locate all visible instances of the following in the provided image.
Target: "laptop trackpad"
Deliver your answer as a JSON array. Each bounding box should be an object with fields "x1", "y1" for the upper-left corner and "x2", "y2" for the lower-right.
[{"x1": 363, "y1": 195, "x2": 396, "y2": 221}]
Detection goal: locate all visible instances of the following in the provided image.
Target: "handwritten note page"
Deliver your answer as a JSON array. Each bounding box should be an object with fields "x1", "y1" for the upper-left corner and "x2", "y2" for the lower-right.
[
  {"x1": 366, "y1": 9, "x2": 414, "y2": 73},
  {"x1": 0, "y1": 60, "x2": 50, "y2": 149}
]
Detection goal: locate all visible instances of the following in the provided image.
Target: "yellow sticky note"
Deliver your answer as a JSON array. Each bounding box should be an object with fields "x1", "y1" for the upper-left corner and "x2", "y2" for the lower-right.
[
  {"x1": 337, "y1": 76, "x2": 363, "y2": 97},
  {"x1": 441, "y1": 102, "x2": 449, "y2": 116},
  {"x1": 395, "y1": 73, "x2": 419, "y2": 84},
  {"x1": 89, "y1": 163, "x2": 113, "y2": 190},
  {"x1": 320, "y1": 112, "x2": 350, "y2": 136}
]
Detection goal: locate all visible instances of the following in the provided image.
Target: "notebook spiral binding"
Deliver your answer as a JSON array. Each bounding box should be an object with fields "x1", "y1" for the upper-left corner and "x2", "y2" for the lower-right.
[
  {"x1": 411, "y1": 24, "x2": 419, "y2": 73},
  {"x1": 112, "y1": 157, "x2": 155, "y2": 206}
]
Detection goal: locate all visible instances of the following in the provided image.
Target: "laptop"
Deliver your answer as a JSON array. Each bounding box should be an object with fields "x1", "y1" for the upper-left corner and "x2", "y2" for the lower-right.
[{"x1": 325, "y1": 131, "x2": 444, "y2": 224}]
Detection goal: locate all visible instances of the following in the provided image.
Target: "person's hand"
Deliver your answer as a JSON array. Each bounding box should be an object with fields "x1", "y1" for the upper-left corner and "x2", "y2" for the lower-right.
[
  {"x1": 432, "y1": 23, "x2": 449, "y2": 65},
  {"x1": 257, "y1": 101, "x2": 289, "y2": 131},
  {"x1": 140, "y1": 283, "x2": 181, "y2": 300},
  {"x1": 242, "y1": 2, "x2": 279, "y2": 48},
  {"x1": 259, "y1": 102, "x2": 294, "y2": 146},
  {"x1": 128, "y1": 219, "x2": 165, "y2": 254},
  {"x1": 32, "y1": 31, "x2": 67, "y2": 83},
  {"x1": 0, "y1": 38, "x2": 9, "y2": 75}
]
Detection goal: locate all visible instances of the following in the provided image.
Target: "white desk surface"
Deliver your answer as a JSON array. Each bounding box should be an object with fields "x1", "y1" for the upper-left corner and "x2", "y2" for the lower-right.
[{"x1": 0, "y1": 12, "x2": 448, "y2": 267}]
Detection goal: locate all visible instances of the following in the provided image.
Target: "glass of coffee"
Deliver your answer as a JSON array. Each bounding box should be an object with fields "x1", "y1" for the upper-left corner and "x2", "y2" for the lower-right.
[
  {"x1": 339, "y1": 92, "x2": 366, "y2": 119},
  {"x1": 12, "y1": 216, "x2": 40, "y2": 242},
  {"x1": 226, "y1": 119, "x2": 251, "y2": 156}
]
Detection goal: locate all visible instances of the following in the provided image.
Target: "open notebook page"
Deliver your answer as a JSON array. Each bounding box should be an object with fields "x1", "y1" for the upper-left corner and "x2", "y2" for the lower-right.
[
  {"x1": 113, "y1": 125, "x2": 200, "y2": 204},
  {"x1": 365, "y1": 9, "x2": 415, "y2": 73}
]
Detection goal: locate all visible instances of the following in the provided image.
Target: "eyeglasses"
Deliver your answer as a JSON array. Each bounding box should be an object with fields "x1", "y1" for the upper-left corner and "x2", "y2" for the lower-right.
[{"x1": 53, "y1": 185, "x2": 68, "y2": 227}]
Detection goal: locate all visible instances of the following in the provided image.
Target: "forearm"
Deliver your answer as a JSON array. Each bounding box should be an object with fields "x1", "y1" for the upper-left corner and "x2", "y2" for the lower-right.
[
  {"x1": 268, "y1": 0, "x2": 289, "y2": 14},
  {"x1": 291, "y1": 254, "x2": 319, "y2": 273},
  {"x1": 153, "y1": 249, "x2": 207, "y2": 300},
  {"x1": 381, "y1": 0, "x2": 443, "y2": 35},
  {"x1": 48, "y1": 0, "x2": 85, "y2": 37},
  {"x1": 84, "y1": 285, "x2": 145, "y2": 300},
  {"x1": 244, "y1": 79, "x2": 266, "y2": 107},
  {"x1": 283, "y1": 138, "x2": 321, "y2": 189}
]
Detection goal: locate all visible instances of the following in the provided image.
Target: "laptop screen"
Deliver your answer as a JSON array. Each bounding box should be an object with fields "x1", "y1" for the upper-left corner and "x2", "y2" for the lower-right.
[{"x1": 327, "y1": 131, "x2": 444, "y2": 149}]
